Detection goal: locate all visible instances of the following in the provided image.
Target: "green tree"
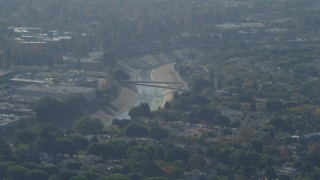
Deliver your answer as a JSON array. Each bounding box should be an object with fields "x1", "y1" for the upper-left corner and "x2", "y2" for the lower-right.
[
  {"x1": 251, "y1": 139, "x2": 263, "y2": 153},
  {"x1": 15, "y1": 130, "x2": 37, "y2": 143},
  {"x1": 34, "y1": 97, "x2": 61, "y2": 122},
  {"x1": 124, "y1": 123, "x2": 149, "y2": 137},
  {"x1": 109, "y1": 140, "x2": 129, "y2": 158},
  {"x1": 216, "y1": 148, "x2": 232, "y2": 164},
  {"x1": 127, "y1": 146, "x2": 152, "y2": 159},
  {"x1": 165, "y1": 147, "x2": 190, "y2": 162},
  {"x1": 80, "y1": 171, "x2": 99, "y2": 180},
  {"x1": 192, "y1": 78, "x2": 210, "y2": 91},
  {"x1": 104, "y1": 173, "x2": 130, "y2": 180},
  {"x1": 103, "y1": 51, "x2": 116, "y2": 70},
  {"x1": 112, "y1": 69, "x2": 130, "y2": 80},
  {"x1": 147, "y1": 145, "x2": 165, "y2": 160},
  {"x1": 149, "y1": 126, "x2": 169, "y2": 140},
  {"x1": 190, "y1": 95, "x2": 210, "y2": 106},
  {"x1": 164, "y1": 101, "x2": 171, "y2": 109},
  {"x1": 141, "y1": 177, "x2": 168, "y2": 180},
  {"x1": 36, "y1": 128, "x2": 57, "y2": 153},
  {"x1": 0, "y1": 162, "x2": 16, "y2": 179},
  {"x1": 66, "y1": 161, "x2": 82, "y2": 170},
  {"x1": 14, "y1": 144, "x2": 39, "y2": 162},
  {"x1": 112, "y1": 119, "x2": 130, "y2": 129},
  {"x1": 5, "y1": 165, "x2": 27, "y2": 180},
  {"x1": 142, "y1": 161, "x2": 163, "y2": 177},
  {"x1": 87, "y1": 143, "x2": 117, "y2": 159},
  {"x1": 196, "y1": 106, "x2": 220, "y2": 122},
  {"x1": 37, "y1": 129, "x2": 76, "y2": 156},
  {"x1": 302, "y1": 161, "x2": 314, "y2": 178},
  {"x1": 62, "y1": 95, "x2": 87, "y2": 118},
  {"x1": 0, "y1": 138, "x2": 12, "y2": 160},
  {"x1": 128, "y1": 172, "x2": 146, "y2": 180},
  {"x1": 38, "y1": 164, "x2": 60, "y2": 176},
  {"x1": 309, "y1": 142, "x2": 320, "y2": 162},
  {"x1": 71, "y1": 175, "x2": 88, "y2": 180},
  {"x1": 21, "y1": 162, "x2": 40, "y2": 170},
  {"x1": 127, "y1": 152, "x2": 151, "y2": 173},
  {"x1": 250, "y1": 102, "x2": 257, "y2": 111},
  {"x1": 265, "y1": 167, "x2": 276, "y2": 180},
  {"x1": 213, "y1": 115, "x2": 231, "y2": 127},
  {"x1": 75, "y1": 116, "x2": 103, "y2": 135},
  {"x1": 188, "y1": 154, "x2": 206, "y2": 170},
  {"x1": 129, "y1": 103, "x2": 151, "y2": 119},
  {"x1": 206, "y1": 147, "x2": 216, "y2": 166},
  {"x1": 243, "y1": 166, "x2": 256, "y2": 179},
  {"x1": 164, "y1": 165, "x2": 184, "y2": 179},
  {"x1": 50, "y1": 169, "x2": 78, "y2": 180},
  {"x1": 55, "y1": 138, "x2": 76, "y2": 156},
  {"x1": 269, "y1": 117, "x2": 290, "y2": 132},
  {"x1": 265, "y1": 99, "x2": 284, "y2": 113},
  {"x1": 67, "y1": 134, "x2": 89, "y2": 151},
  {"x1": 214, "y1": 163, "x2": 230, "y2": 176},
  {"x1": 25, "y1": 169, "x2": 48, "y2": 180}
]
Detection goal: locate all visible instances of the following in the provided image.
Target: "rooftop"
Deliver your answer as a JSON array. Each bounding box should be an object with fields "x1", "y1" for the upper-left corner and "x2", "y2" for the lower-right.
[
  {"x1": 8, "y1": 27, "x2": 72, "y2": 44},
  {"x1": 16, "y1": 84, "x2": 95, "y2": 94},
  {"x1": 0, "y1": 70, "x2": 13, "y2": 77}
]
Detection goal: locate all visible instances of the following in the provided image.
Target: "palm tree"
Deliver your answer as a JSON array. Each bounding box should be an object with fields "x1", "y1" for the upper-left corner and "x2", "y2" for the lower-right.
[{"x1": 206, "y1": 146, "x2": 216, "y2": 167}]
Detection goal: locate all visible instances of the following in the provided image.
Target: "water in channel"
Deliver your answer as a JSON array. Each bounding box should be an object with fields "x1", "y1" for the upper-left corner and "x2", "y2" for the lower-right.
[{"x1": 116, "y1": 68, "x2": 163, "y2": 119}]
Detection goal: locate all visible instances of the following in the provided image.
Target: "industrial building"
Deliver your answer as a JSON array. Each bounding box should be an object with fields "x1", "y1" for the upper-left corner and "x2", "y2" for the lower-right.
[{"x1": 13, "y1": 84, "x2": 96, "y2": 101}]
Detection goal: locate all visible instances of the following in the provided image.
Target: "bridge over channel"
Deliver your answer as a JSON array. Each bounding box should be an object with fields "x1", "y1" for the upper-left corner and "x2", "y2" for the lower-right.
[{"x1": 121, "y1": 80, "x2": 186, "y2": 91}]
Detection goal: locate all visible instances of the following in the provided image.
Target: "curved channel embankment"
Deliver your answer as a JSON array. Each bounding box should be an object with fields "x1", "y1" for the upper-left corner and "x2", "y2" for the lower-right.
[
  {"x1": 150, "y1": 62, "x2": 188, "y2": 108},
  {"x1": 92, "y1": 49, "x2": 191, "y2": 124}
]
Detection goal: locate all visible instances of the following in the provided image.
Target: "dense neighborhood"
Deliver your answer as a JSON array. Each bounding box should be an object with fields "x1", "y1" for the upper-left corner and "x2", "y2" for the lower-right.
[{"x1": 1, "y1": 0, "x2": 320, "y2": 179}]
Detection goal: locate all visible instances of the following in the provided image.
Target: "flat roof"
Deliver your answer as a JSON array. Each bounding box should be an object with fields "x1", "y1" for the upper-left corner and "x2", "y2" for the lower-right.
[
  {"x1": 17, "y1": 84, "x2": 95, "y2": 94},
  {"x1": 11, "y1": 78, "x2": 46, "y2": 84},
  {"x1": 0, "y1": 70, "x2": 12, "y2": 77}
]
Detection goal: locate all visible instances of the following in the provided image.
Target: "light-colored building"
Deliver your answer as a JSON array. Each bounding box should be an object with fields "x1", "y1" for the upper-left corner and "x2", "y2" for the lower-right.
[
  {"x1": 63, "y1": 51, "x2": 104, "y2": 71},
  {"x1": 13, "y1": 84, "x2": 96, "y2": 101}
]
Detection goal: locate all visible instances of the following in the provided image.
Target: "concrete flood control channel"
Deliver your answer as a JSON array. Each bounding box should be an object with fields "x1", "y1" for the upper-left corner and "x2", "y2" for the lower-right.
[
  {"x1": 92, "y1": 49, "x2": 192, "y2": 124},
  {"x1": 116, "y1": 68, "x2": 165, "y2": 120}
]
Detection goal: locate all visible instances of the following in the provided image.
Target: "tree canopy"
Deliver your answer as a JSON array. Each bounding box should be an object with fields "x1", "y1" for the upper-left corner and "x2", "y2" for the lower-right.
[
  {"x1": 124, "y1": 123, "x2": 149, "y2": 138},
  {"x1": 75, "y1": 116, "x2": 103, "y2": 135}
]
